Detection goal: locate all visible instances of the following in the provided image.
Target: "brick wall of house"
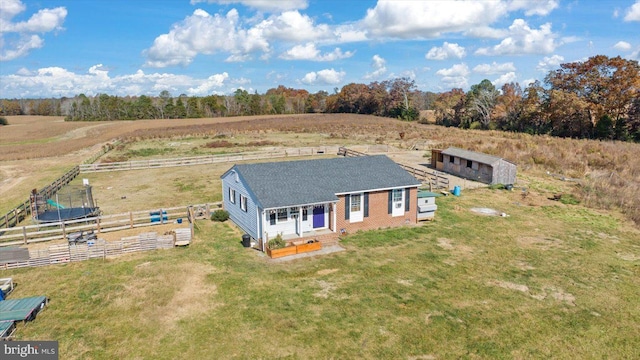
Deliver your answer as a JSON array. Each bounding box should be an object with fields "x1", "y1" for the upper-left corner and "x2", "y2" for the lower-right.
[{"x1": 335, "y1": 188, "x2": 418, "y2": 234}]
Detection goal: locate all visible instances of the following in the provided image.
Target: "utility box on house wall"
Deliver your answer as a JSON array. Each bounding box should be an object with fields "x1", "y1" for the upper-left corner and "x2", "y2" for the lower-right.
[{"x1": 417, "y1": 190, "x2": 440, "y2": 221}]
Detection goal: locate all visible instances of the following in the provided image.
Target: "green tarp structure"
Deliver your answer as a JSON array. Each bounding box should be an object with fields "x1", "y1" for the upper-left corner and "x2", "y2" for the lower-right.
[
  {"x1": 0, "y1": 320, "x2": 16, "y2": 339},
  {"x1": 0, "y1": 296, "x2": 47, "y2": 322}
]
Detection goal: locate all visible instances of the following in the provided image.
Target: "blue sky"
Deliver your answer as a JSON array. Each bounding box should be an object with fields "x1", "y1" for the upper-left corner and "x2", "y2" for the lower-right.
[{"x1": 1, "y1": 0, "x2": 639, "y2": 98}]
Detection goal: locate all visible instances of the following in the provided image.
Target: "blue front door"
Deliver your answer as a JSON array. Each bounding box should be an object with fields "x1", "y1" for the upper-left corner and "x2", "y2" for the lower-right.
[{"x1": 313, "y1": 205, "x2": 325, "y2": 228}]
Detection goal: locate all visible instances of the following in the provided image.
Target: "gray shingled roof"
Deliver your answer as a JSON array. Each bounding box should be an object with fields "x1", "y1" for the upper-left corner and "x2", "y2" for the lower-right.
[
  {"x1": 228, "y1": 155, "x2": 420, "y2": 209},
  {"x1": 441, "y1": 147, "x2": 503, "y2": 166}
]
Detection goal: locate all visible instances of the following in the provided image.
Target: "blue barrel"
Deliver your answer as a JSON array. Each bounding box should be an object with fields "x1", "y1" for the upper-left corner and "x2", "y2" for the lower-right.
[
  {"x1": 453, "y1": 186, "x2": 461, "y2": 196},
  {"x1": 150, "y1": 210, "x2": 168, "y2": 223}
]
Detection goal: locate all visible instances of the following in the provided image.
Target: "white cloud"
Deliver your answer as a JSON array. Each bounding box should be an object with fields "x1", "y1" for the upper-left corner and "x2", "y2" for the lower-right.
[
  {"x1": 475, "y1": 19, "x2": 558, "y2": 55},
  {"x1": 473, "y1": 62, "x2": 516, "y2": 74},
  {"x1": 0, "y1": 65, "x2": 233, "y2": 98},
  {"x1": 187, "y1": 72, "x2": 230, "y2": 95},
  {"x1": 614, "y1": 41, "x2": 632, "y2": 51},
  {"x1": 6, "y1": 7, "x2": 67, "y2": 32},
  {"x1": 143, "y1": 9, "x2": 270, "y2": 67},
  {"x1": 624, "y1": 1, "x2": 640, "y2": 21},
  {"x1": 536, "y1": 54, "x2": 564, "y2": 72},
  {"x1": 508, "y1": 0, "x2": 559, "y2": 16},
  {"x1": 0, "y1": 34, "x2": 44, "y2": 61},
  {"x1": 361, "y1": 1, "x2": 508, "y2": 39},
  {"x1": 464, "y1": 26, "x2": 508, "y2": 39},
  {"x1": 258, "y1": 10, "x2": 331, "y2": 42},
  {"x1": 425, "y1": 42, "x2": 466, "y2": 60},
  {"x1": 299, "y1": 68, "x2": 345, "y2": 85},
  {"x1": 0, "y1": 0, "x2": 26, "y2": 20},
  {"x1": 492, "y1": 72, "x2": 517, "y2": 88},
  {"x1": 279, "y1": 42, "x2": 353, "y2": 61},
  {"x1": 144, "y1": 8, "x2": 344, "y2": 67},
  {"x1": 436, "y1": 63, "x2": 470, "y2": 89},
  {"x1": 363, "y1": 54, "x2": 387, "y2": 80},
  {"x1": 190, "y1": 0, "x2": 308, "y2": 12},
  {"x1": 0, "y1": 0, "x2": 67, "y2": 61},
  {"x1": 333, "y1": 24, "x2": 368, "y2": 43}
]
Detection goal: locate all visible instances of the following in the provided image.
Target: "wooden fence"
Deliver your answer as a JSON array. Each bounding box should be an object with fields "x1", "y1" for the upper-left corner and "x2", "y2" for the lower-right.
[
  {"x1": 337, "y1": 147, "x2": 450, "y2": 189},
  {"x1": 397, "y1": 164, "x2": 450, "y2": 190},
  {"x1": 0, "y1": 166, "x2": 80, "y2": 229},
  {"x1": 1, "y1": 231, "x2": 177, "y2": 270},
  {"x1": 79, "y1": 147, "x2": 340, "y2": 173},
  {"x1": 1, "y1": 147, "x2": 336, "y2": 230},
  {"x1": 0, "y1": 203, "x2": 218, "y2": 247}
]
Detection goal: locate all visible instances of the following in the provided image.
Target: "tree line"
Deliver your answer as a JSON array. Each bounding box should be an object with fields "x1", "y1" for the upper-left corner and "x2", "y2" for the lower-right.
[
  {"x1": 432, "y1": 55, "x2": 640, "y2": 141},
  {"x1": 1, "y1": 55, "x2": 638, "y2": 142}
]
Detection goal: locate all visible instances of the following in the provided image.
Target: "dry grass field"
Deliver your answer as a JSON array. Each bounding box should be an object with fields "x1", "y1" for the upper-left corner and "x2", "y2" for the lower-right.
[
  {"x1": 2, "y1": 113, "x2": 638, "y2": 225},
  {"x1": 1, "y1": 114, "x2": 640, "y2": 358}
]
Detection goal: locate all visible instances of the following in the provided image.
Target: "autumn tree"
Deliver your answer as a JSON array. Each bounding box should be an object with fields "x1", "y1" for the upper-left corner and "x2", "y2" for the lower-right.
[
  {"x1": 385, "y1": 77, "x2": 419, "y2": 121},
  {"x1": 544, "y1": 55, "x2": 640, "y2": 139},
  {"x1": 433, "y1": 88, "x2": 466, "y2": 127},
  {"x1": 517, "y1": 81, "x2": 546, "y2": 134},
  {"x1": 544, "y1": 89, "x2": 592, "y2": 138},
  {"x1": 493, "y1": 82, "x2": 523, "y2": 131},
  {"x1": 0, "y1": 100, "x2": 23, "y2": 115}
]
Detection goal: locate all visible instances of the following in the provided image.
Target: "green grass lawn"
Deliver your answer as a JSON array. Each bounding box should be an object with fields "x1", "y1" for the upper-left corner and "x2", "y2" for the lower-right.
[{"x1": 4, "y1": 188, "x2": 640, "y2": 359}]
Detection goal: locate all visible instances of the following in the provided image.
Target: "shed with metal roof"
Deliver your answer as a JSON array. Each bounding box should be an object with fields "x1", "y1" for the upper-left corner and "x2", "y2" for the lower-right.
[{"x1": 432, "y1": 147, "x2": 516, "y2": 185}]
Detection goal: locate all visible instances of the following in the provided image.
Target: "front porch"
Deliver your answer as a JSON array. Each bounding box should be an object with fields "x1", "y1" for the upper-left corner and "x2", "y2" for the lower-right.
[{"x1": 262, "y1": 202, "x2": 338, "y2": 245}]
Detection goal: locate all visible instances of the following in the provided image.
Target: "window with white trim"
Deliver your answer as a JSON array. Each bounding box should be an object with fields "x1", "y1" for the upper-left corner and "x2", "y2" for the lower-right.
[
  {"x1": 277, "y1": 208, "x2": 288, "y2": 222},
  {"x1": 393, "y1": 189, "x2": 403, "y2": 209},
  {"x1": 392, "y1": 188, "x2": 405, "y2": 217},
  {"x1": 240, "y1": 195, "x2": 247, "y2": 212},
  {"x1": 351, "y1": 194, "x2": 361, "y2": 212},
  {"x1": 229, "y1": 188, "x2": 236, "y2": 204},
  {"x1": 350, "y1": 193, "x2": 364, "y2": 222}
]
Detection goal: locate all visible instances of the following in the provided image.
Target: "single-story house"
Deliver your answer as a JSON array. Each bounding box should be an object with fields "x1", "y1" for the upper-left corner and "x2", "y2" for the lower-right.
[
  {"x1": 221, "y1": 155, "x2": 421, "y2": 250},
  {"x1": 431, "y1": 147, "x2": 517, "y2": 185}
]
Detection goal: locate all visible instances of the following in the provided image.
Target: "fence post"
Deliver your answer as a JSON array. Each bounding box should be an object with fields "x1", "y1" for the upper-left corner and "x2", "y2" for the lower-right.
[
  {"x1": 96, "y1": 217, "x2": 101, "y2": 233},
  {"x1": 189, "y1": 207, "x2": 195, "y2": 239},
  {"x1": 130, "y1": 212, "x2": 134, "y2": 229},
  {"x1": 23, "y1": 226, "x2": 27, "y2": 244},
  {"x1": 61, "y1": 221, "x2": 66, "y2": 240}
]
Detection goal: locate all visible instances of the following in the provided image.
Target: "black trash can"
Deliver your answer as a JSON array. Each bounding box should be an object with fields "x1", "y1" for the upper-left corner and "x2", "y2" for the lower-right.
[{"x1": 242, "y1": 234, "x2": 251, "y2": 247}]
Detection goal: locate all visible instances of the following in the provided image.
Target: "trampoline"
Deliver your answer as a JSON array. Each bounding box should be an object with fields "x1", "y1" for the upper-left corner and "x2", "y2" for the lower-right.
[
  {"x1": 31, "y1": 185, "x2": 100, "y2": 223},
  {"x1": 36, "y1": 207, "x2": 100, "y2": 223}
]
